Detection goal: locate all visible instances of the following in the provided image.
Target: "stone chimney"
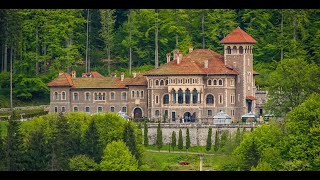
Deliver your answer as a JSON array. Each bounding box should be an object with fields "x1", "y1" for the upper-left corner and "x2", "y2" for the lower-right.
[
  {"x1": 120, "y1": 72, "x2": 124, "y2": 81},
  {"x1": 174, "y1": 49, "x2": 179, "y2": 60},
  {"x1": 204, "y1": 60, "x2": 208, "y2": 68},
  {"x1": 111, "y1": 72, "x2": 116, "y2": 77},
  {"x1": 177, "y1": 53, "x2": 183, "y2": 65},
  {"x1": 189, "y1": 47, "x2": 193, "y2": 53},
  {"x1": 71, "y1": 70, "x2": 76, "y2": 78},
  {"x1": 166, "y1": 53, "x2": 171, "y2": 63},
  {"x1": 133, "y1": 72, "x2": 137, "y2": 78},
  {"x1": 59, "y1": 71, "x2": 64, "y2": 76}
]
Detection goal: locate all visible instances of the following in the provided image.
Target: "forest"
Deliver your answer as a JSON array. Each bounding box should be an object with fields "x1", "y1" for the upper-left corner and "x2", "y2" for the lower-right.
[{"x1": 1, "y1": 9, "x2": 320, "y2": 110}]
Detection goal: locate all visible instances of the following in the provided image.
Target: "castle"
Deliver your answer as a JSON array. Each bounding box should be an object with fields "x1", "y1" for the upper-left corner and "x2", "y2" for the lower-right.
[{"x1": 48, "y1": 27, "x2": 267, "y2": 123}]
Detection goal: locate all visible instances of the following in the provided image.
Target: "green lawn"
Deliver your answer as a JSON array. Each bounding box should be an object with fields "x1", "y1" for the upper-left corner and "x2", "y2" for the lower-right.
[
  {"x1": 142, "y1": 151, "x2": 225, "y2": 171},
  {"x1": 146, "y1": 144, "x2": 218, "y2": 154}
]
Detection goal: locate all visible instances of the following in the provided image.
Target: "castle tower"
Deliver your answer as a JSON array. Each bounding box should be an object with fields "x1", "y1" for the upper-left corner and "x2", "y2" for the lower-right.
[{"x1": 220, "y1": 27, "x2": 257, "y2": 120}]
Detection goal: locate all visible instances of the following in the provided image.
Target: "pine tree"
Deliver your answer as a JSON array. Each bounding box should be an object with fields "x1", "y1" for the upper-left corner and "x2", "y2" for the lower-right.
[
  {"x1": 25, "y1": 126, "x2": 49, "y2": 171},
  {"x1": 143, "y1": 121, "x2": 148, "y2": 147},
  {"x1": 244, "y1": 140, "x2": 260, "y2": 170},
  {"x1": 171, "y1": 131, "x2": 176, "y2": 152},
  {"x1": 82, "y1": 119, "x2": 99, "y2": 162},
  {"x1": 156, "y1": 122, "x2": 162, "y2": 151},
  {"x1": 178, "y1": 129, "x2": 183, "y2": 150},
  {"x1": 186, "y1": 128, "x2": 190, "y2": 151},
  {"x1": 6, "y1": 117, "x2": 24, "y2": 171},
  {"x1": 206, "y1": 127, "x2": 212, "y2": 152},
  {"x1": 214, "y1": 129, "x2": 219, "y2": 152},
  {"x1": 0, "y1": 126, "x2": 5, "y2": 170},
  {"x1": 136, "y1": 123, "x2": 143, "y2": 145},
  {"x1": 235, "y1": 128, "x2": 241, "y2": 146},
  {"x1": 123, "y1": 122, "x2": 141, "y2": 166}
]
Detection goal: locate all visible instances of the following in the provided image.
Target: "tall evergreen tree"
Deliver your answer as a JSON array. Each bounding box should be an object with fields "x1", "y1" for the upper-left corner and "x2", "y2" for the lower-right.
[
  {"x1": 220, "y1": 130, "x2": 229, "y2": 149},
  {"x1": 123, "y1": 122, "x2": 141, "y2": 166},
  {"x1": 136, "y1": 122, "x2": 143, "y2": 145},
  {"x1": 214, "y1": 129, "x2": 219, "y2": 152},
  {"x1": 24, "y1": 126, "x2": 49, "y2": 171},
  {"x1": 171, "y1": 131, "x2": 176, "y2": 152},
  {"x1": 6, "y1": 116, "x2": 24, "y2": 171},
  {"x1": 156, "y1": 122, "x2": 162, "y2": 151},
  {"x1": 143, "y1": 121, "x2": 148, "y2": 147},
  {"x1": 206, "y1": 127, "x2": 212, "y2": 152},
  {"x1": 244, "y1": 140, "x2": 260, "y2": 170},
  {"x1": 186, "y1": 128, "x2": 190, "y2": 151},
  {"x1": 82, "y1": 119, "x2": 99, "y2": 162},
  {"x1": 235, "y1": 128, "x2": 241, "y2": 146},
  {"x1": 178, "y1": 129, "x2": 183, "y2": 150},
  {"x1": 0, "y1": 126, "x2": 5, "y2": 170},
  {"x1": 99, "y1": 9, "x2": 116, "y2": 75}
]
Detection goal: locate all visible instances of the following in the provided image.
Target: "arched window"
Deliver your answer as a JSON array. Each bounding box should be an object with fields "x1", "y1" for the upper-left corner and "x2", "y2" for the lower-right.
[
  {"x1": 219, "y1": 79, "x2": 223, "y2": 86},
  {"x1": 73, "y1": 106, "x2": 78, "y2": 112},
  {"x1": 132, "y1": 91, "x2": 135, "y2": 98},
  {"x1": 226, "y1": 46, "x2": 231, "y2": 54},
  {"x1": 185, "y1": 88, "x2": 190, "y2": 104},
  {"x1": 73, "y1": 92, "x2": 79, "y2": 101},
  {"x1": 140, "y1": 91, "x2": 144, "y2": 98},
  {"x1": 239, "y1": 46, "x2": 243, "y2": 54},
  {"x1": 136, "y1": 90, "x2": 139, "y2": 97},
  {"x1": 172, "y1": 89, "x2": 176, "y2": 104},
  {"x1": 160, "y1": 80, "x2": 164, "y2": 86},
  {"x1": 155, "y1": 80, "x2": 159, "y2": 86},
  {"x1": 232, "y1": 46, "x2": 237, "y2": 54},
  {"x1": 165, "y1": 80, "x2": 168, "y2": 85},
  {"x1": 192, "y1": 89, "x2": 198, "y2": 104},
  {"x1": 61, "y1": 92, "x2": 66, "y2": 100},
  {"x1": 155, "y1": 110, "x2": 160, "y2": 116},
  {"x1": 208, "y1": 79, "x2": 212, "y2": 86},
  {"x1": 178, "y1": 88, "x2": 183, "y2": 104},
  {"x1": 155, "y1": 95, "x2": 159, "y2": 104},
  {"x1": 110, "y1": 92, "x2": 115, "y2": 100},
  {"x1": 163, "y1": 94, "x2": 169, "y2": 104},
  {"x1": 54, "y1": 92, "x2": 58, "y2": 100},
  {"x1": 85, "y1": 92, "x2": 90, "y2": 101},
  {"x1": 206, "y1": 94, "x2": 214, "y2": 104},
  {"x1": 149, "y1": 80, "x2": 153, "y2": 87},
  {"x1": 122, "y1": 92, "x2": 127, "y2": 100},
  {"x1": 213, "y1": 79, "x2": 217, "y2": 86}
]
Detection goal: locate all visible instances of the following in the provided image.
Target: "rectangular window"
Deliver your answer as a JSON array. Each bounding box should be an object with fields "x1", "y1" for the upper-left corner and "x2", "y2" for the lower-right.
[
  {"x1": 61, "y1": 106, "x2": 65, "y2": 113},
  {"x1": 110, "y1": 106, "x2": 115, "y2": 112},
  {"x1": 73, "y1": 107, "x2": 78, "y2": 112},
  {"x1": 231, "y1": 94, "x2": 235, "y2": 104},
  {"x1": 208, "y1": 110, "x2": 212, "y2": 116},
  {"x1": 85, "y1": 107, "x2": 90, "y2": 113},
  {"x1": 122, "y1": 107, "x2": 127, "y2": 113},
  {"x1": 73, "y1": 92, "x2": 79, "y2": 101},
  {"x1": 219, "y1": 94, "x2": 223, "y2": 104},
  {"x1": 54, "y1": 106, "x2": 58, "y2": 113},
  {"x1": 230, "y1": 79, "x2": 234, "y2": 86},
  {"x1": 155, "y1": 95, "x2": 159, "y2": 104},
  {"x1": 164, "y1": 110, "x2": 168, "y2": 118},
  {"x1": 98, "y1": 106, "x2": 103, "y2": 112},
  {"x1": 231, "y1": 109, "x2": 235, "y2": 116}
]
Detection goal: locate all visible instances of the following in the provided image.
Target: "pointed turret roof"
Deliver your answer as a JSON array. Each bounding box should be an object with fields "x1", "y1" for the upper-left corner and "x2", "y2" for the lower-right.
[{"x1": 220, "y1": 27, "x2": 257, "y2": 44}]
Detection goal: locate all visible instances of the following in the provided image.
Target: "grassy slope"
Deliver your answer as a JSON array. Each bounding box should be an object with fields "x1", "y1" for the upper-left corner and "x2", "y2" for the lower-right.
[{"x1": 143, "y1": 151, "x2": 225, "y2": 171}]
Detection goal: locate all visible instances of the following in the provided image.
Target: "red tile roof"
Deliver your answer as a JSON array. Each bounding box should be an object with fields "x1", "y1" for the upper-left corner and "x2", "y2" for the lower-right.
[
  {"x1": 220, "y1": 27, "x2": 257, "y2": 44},
  {"x1": 246, "y1": 96, "x2": 257, "y2": 100},
  {"x1": 145, "y1": 49, "x2": 238, "y2": 76},
  {"x1": 47, "y1": 72, "x2": 73, "y2": 87},
  {"x1": 90, "y1": 71, "x2": 105, "y2": 78},
  {"x1": 125, "y1": 74, "x2": 147, "y2": 86}
]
